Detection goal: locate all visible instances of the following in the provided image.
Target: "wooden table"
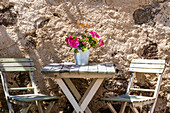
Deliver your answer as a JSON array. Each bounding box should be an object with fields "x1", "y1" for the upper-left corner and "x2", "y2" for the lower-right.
[{"x1": 41, "y1": 63, "x2": 115, "y2": 113}]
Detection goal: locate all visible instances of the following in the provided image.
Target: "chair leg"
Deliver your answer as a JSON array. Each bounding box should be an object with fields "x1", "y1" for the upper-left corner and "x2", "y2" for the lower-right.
[
  {"x1": 130, "y1": 105, "x2": 139, "y2": 113},
  {"x1": 22, "y1": 104, "x2": 32, "y2": 113},
  {"x1": 36, "y1": 101, "x2": 43, "y2": 113},
  {"x1": 119, "y1": 102, "x2": 127, "y2": 113},
  {"x1": 6, "y1": 101, "x2": 14, "y2": 113},
  {"x1": 148, "y1": 102, "x2": 156, "y2": 113},
  {"x1": 127, "y1": 107, "x2": 130, "y2": 113},
  {"x1": 107, "y1": 102, "x2": 117, "y2": 113},
  {"x1": 45, "y1": 101, "x2": 55, "y2": 113}
]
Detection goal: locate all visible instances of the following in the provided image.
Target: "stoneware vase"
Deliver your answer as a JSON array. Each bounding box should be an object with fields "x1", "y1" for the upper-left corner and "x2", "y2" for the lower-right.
[{"x1": 74, "y1": 49, "x2": 89, "y2": 65}]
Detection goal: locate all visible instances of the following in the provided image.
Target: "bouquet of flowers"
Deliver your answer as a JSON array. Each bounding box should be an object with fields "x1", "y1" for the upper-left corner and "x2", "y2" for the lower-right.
[{"x1": 65, "y1": 24, "x2": 104, "y2": 53}]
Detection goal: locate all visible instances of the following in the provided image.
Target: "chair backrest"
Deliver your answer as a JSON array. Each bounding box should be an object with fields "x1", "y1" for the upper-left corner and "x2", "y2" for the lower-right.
[
  {"x1": 129, "y1": 59, "x2": 165, "y2": 74},
  {"x1": 0, "y1": 58, "x2": 38, "y2": 98},
  {"x1": 126, "y1": 59, "x2": 165, "y2": 98}
]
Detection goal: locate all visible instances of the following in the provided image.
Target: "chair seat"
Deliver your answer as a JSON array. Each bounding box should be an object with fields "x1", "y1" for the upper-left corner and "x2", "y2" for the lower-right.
[
  {"x1": 8, "y1": 94, "x2": 59, "y2": 102},
  {"x1": 101, "y1": 95, "x2": 155, "y2": 103}
]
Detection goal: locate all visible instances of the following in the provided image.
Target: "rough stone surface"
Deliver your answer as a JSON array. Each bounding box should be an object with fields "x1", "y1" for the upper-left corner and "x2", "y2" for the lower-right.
[
  {"x1": 0, "y1": 5, "x2": 17, "y2": 27},
  {"x1": 0, "y1": 0, "x2": 169, "y2": 112}
]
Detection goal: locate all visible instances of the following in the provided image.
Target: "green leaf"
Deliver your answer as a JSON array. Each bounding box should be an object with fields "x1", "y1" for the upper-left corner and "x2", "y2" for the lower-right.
[
  {"x1": 69, "y1": 48, "x2": 73, "y2": 52},
  {"x1": 81, "y1": 47, "x2": 89, "y2": 52},
  {"x1": 81, "y1": 34, "x2": 87, "y2": 39}
]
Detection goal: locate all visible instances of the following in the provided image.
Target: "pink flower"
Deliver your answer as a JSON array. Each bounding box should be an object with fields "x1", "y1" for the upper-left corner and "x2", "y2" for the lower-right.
[
  {"x1": 82, "y1": 42, "x2": 85, "y2": 45},
  {"x1": 89, "y1": 31, "x2": 95, "y2": 37},
  {"x1": 65, "y1": 36, "x2": 72, "y2": 45},
  {"x1": 89, "y1": 31, "x2": 99, "y2": 38},
  {"x1": 94, "y1": 32, "x2": 99, "y2": 38},
  {"x1": 65, "y1": 36, "x2": 79, "y2": 48},
  {"x1": 99, "y1": 39, "x2": 104, "y2": 46}
]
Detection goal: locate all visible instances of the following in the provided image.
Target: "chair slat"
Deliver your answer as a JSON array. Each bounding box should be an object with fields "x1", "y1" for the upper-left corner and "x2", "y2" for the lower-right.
[
  {"x1": 0, "y1": 63, "x2": 34, "y2": 67},
  {"x1": 8, "y1": 87, "x2": 34, "y2": 91},
  {"x1": 129, "y1": 68, "x2": 164, "y2": 73},
  {"x1": 0, "y1": 58, "x2": 32, "y2": 62},
  {"x1": 130, "y1": 88, "x2": 155, "y2": 92},
  {"x1": 101, "y1": 95, "x2": 155, "y2": 103},
  {"x1": 0, "y1": 67, "x2": 34, "y2": 72},
  {"x1": 131, "y1": 59, "x2": 165, "y2": 64},
  {"x1": 130, "y1": 64, "x2": 165, "y2": 69},
  {"x1": 9, "y1": 94, "x2": 59, "y2": 102}
]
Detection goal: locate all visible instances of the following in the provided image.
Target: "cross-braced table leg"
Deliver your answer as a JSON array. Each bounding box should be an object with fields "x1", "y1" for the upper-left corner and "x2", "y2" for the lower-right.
[
  {"x1": 64, "y1": 78, "x2": 92, "y2": 113},
  {"x1": 56, "y1": 78, "x2": 104, "y2": 113},
  {"x1": 56, "y1": 78, "x2": 83, "y2": 113},
  {"x1": 78, "y1": 78, "x2": 104, "y2": 111}
]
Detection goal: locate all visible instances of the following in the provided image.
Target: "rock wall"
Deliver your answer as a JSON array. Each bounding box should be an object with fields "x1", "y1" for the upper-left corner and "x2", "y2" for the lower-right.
[{"x1": 0, "y1": 0, "x2": 169, "y2": 112}]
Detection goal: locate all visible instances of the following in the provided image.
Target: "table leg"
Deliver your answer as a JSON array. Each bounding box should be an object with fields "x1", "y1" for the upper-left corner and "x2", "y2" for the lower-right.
[
  {"x1": 64, "y1": 78, "x2": 92, "y2": 113},
  {"x1": 80, "y1": 78, "x2": 104, "y2": 111},
  {"x1": 66, "y1": 78, "x2": 104, "y2": 112},
  {"x1": 56, "y1": 78, "x2": 83, "y2": 113}
]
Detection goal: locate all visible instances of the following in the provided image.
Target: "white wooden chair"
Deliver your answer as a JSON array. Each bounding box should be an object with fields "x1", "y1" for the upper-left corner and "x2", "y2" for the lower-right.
[
  {"x1": 0, "y1": 58, "x2": 59, "y2": 113},
  {"x1": 101, "y1": 59, "x2": 165, "y2": 113}
]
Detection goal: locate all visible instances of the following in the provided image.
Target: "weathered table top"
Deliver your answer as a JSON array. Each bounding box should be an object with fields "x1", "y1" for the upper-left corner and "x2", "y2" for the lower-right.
[{"x1": 41, "y1": 63, "x2": 115, "y2": 78}]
